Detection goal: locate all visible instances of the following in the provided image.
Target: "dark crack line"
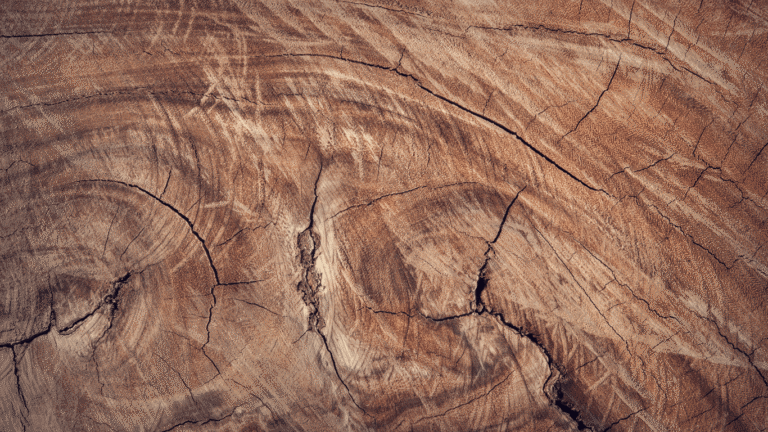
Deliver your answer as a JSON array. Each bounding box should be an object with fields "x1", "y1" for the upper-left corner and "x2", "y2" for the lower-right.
[
  {"x1": 296, "y1": 160, "x2": 372, "y2": 419},
  {"x1": 2, "y1": 273, "x2": 127, "y2": 422},
  {"x1": 491, "y1": 186, "x2": 526, "y2": 244},
  {"x1": 559, "y1": 56, "x2": 622, "y2": 144},
  {"x1": 473, "y1": 186, "x2": 526, "y2": 313},
  {"x1": 664, "y1": 9, "x2": 680, "y2": 52},
  {"x1": 364, "y1": 297, "x2": 593, "y2": 429},
  {"x1": 119, "y1": 227, "x2": 145, "y2": 261},
  {"x1": 464, "y1": 21, "x2": 697, "y2": 82},
  {"x1": 328, "y1": 181, "x2": 481, "y2": 220},
  {"x1": 232, "y1": 298, "x2": 283, "y2": 316},
  {"x1": 308, "y1": 161, "x2": 323, "y2": 231},
  {"x1": 608, "y1": 152, "x2": 675, "y2": 181},
  {"x1": 215, "y1": 222, "x2": 274, "y2": 248},
  {"x1": 439, "y1": 185, "x2": 592, "y2": 430},
  {"x1": 297, "y1": 161, "x2": 326, "y2": 331},
  {"x1": 1, "y1": 159, "x2": 35, "y2": 173},
  {"x1": 574, "y1": 240, "x2": 681, "y2": 324},
  {"x1": 160, "y1": 169, "x2": 172, "y2": 198},
  {"x1": 707, "y1": 316, "x2": 768, "y2": 389},
  {"x1": 744, "y1": 141, "x2": 768, "y2": 175},
  {"x1": 645, "y1": 203, "x2": 734, "y2": 269},
  {"x1": 201, "y1": 284, "x2": 222, "y2": 380},
  {"x1": 415, "y1": 372, "x2": 513, "y2": 423},
  {"x1": 278, "y1": 52, "x2": 610, "y2": 195},
  {"x1": 492, "y1": 309, "x2": 591, "y2": 430},
  {"x1": 75, "y1": 179, "x2": 220, "y2": 284},
  {"x1": 355, "y1": 184, "x2": 591, "y2": 429},
  {"x1": 524, "y1": 101, "x2": 573, "y2": 131},
  {"x1": 154, "y1": 352, "x2": 198, "y2": 405},
  {"x1": 1, "y1": 87, "x2": 262, "y2": 115},
  {"x1": 635, "y1": 152, "x2": 676, "y2": 174},
  {"x1": 217, "y1": 279, "x2": 269, "y2": 287},
  {"x1": 60, "y1": 272, "x2": 131, "y2": 335},
  {"x1": 160, "y1": 404, "x2": 244, "y2": 432},
  {"x1": 603, "y1": 408, "x2": 644, "y2": 432},
  {"x1": 317, "y1": 330, "x2": 370, "y2": 416},
  {"x1": 534, "y1": 227, "x2": 632, "y2": 357},
  {"x1": 4, "y1": 271, "x2": 132, "y2": 348},
  {"x1": 0, "y1": 309, "x2": 56, "y2": 349},
  {"x1": 0, "y1": 87, "x2": 149, "y2": 114},
  {"x1": 692, "y1": 118, "x2": 714, "y2": 160},
  {"x1": 102, "y1": 204, "x2": 121, "y2": 257},
  {"x1": 413, "y1": 83, "x2": 609, "y2": 195},
  {"x1": 575, "y1": 356, "x2": 600, "y2": 371},
  {"x1": 339, "y1": 0, "x2": 429, "y2": 18},
  {"x1": 11, "y1": 347, "x2": 29, "y2": 432}
]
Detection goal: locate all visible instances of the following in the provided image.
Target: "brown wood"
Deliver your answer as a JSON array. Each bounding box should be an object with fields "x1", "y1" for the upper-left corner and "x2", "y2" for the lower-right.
[{"x1": 1, "y1": 0, "x2": 767, "y2": 430}]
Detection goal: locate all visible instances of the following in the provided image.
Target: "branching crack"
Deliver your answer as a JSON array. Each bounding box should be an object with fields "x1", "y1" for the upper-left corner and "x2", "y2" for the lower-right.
[
  {"x1": 297, "y1": 161, "x2": 325, "y2": 330},
  {"x1": 385, "y1": 184, "x2": 593, "y2": 429},
  {"x1": 60, "y1": 272, "x2": 131, "y2": 335},
  {"x1": 473, "y1": 186, "x2": 526, "y2": 313},
  {"x1": 75, "y1": 179, "x2": 220, "y2": 284},
  {"x1": 294, "y1": 161, "x2": 371, "y2": 417},
  {"x1": 276, "y1": 52, "x2": 610, "y2": 195}
]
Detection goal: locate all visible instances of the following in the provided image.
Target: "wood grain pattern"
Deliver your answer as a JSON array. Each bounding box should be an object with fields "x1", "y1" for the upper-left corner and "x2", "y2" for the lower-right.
[{"x1": 1, "y1": 0, "x2": 767, "y2": 430}]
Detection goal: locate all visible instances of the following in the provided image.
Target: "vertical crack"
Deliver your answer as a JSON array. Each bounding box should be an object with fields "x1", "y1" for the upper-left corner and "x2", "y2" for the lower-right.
[
  {"x1": 99, "y1": 272, "x2": 131, "y2": 339},
  {"x1": 318, "y1": 329, "x2": 368, "y2": 415},
  {"x1": 294, "y1": 160, "x2": 370, "y2": 417},
  {"x1": 89, "y1": 272, "x2": 132, "y2": 396},
  {"x1": 463, "y1": 186, "x2": 594, "y2": 430},
  {"x1": 201, "y1": 284, "x2": 222, "y2": 379},
  {"x1": 297, "y1": 160, "x2": 325, "y2": 331},
  {"x1": 472, "y1": 186, "x2": 526, "y2": 313},
  {"x1": 11, "y1": 346, "x2": 29, "y2": 432}
]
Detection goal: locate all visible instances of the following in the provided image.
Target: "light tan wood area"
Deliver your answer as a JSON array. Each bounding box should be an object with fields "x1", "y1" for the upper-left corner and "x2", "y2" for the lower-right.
[{"x1": 1, "y1": 1, "x2": 767, "y2": 430}]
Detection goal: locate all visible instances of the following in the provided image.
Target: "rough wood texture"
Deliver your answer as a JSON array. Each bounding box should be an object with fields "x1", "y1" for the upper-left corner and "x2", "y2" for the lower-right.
[{"x1": 1, "y1": 0, "x2": 767, "y2": 430}]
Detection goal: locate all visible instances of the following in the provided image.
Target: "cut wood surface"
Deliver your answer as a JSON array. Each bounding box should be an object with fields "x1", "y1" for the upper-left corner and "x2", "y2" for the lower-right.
[{"x1": 1, "y1": 0, "x2": 767, "y2": 430}]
